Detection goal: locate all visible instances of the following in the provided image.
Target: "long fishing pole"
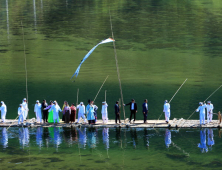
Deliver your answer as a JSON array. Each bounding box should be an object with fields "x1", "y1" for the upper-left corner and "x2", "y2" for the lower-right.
[
  {"x1": 7, "y1": 21, "x2": 28, "y2": 130},
  {"x1": 179, "y1": 84, "x2": 222, "y2": 130},
  {"x1": 21, "y1": 20, "x2": 29, "y2": 122},
  {"x1": 153, "y1": 78, "x2": 188, "y2": 128},
  {"x1": 93, "y1": 75, "x2": 109, "y2": 102},
  {"x1": 76, "y1": 88, "x2": 79, "y2": 123},
  {"x1": 109, "y1": 8, "x2": 126, "y2": 122}
]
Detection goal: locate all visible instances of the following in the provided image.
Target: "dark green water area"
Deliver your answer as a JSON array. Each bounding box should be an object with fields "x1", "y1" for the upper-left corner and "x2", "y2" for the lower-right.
[
  {"x1": 0, "y1": 127, "x2": 221, "y2": 169},
  {"x1": 1, "y1": 1, "x2": 222, "y2": 168}
]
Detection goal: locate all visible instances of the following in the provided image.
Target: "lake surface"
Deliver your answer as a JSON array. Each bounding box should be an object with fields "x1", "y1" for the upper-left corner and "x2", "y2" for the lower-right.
[
  {"x1": 0, "y1": 127, "x2": 221, "y2": 169},
  {"x1": 0, "y1": 0, "x2": 222, "y2": 121}
]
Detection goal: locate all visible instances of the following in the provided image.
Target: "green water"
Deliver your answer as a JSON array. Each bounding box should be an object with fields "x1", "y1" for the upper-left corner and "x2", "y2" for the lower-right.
[
  {"x1": 0, "y1": 127, "x2": 221, "y2": 169},
  {"x1": 0, "y1": 0, "x2": 222, "y2": 121}
]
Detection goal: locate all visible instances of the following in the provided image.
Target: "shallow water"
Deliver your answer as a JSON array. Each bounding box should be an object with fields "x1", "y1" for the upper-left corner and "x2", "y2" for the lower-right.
[
  {"x1": 0, "y1": 0, "x2": 222, "y2": 121},
  {"x1": 0, "y1": 127, "x2": 221, "y2": 169}
]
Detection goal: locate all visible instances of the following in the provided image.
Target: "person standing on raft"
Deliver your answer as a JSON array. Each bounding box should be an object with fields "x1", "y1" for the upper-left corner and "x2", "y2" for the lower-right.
[
  {"x1": 34, "y1": 100, "x2": 42, "y2": 123},
  {"x1": 163, "y1": 100, "x2": 170, "y2": 124},
  {"x1": 124, "y1": 99, "x2": 137, "y2": 124},
  {"x1": 18, "y1": 104, "x2": 24, "y2": 125},
  {"x1": 77, "y1": 102, "x2": 86, "y2": 124},
  {"x1": 63, "y1": 102, "x2": 71, "y2": 124},
  {"x1": 196, "y1": 102, "x2": 207, "y2": 125},
  {"x1": 22, "y1": 98, "x2": 29, "y2": 121},
  {"x1": 114, "y1": 101, "x2": 121, "y2": 124},
  {"x1": 42, "y1": 99, "x2": 48, "y2": 123},
  {"x1": 0, "y1": 101, "x2": 7, "y2": 123},
  {"x1": 206, "y1": 101, "x2": 214, "y2": 124},
  {"x1": 70, "y1": 103, "x2": 76, "y2": 124},
  {"x1": 101, "y1": 101, "x2": 108, "y2": 124},
  {"x1": 48, "y1": 101, "x2": 62, "y2": 124},
  {"x1": 142, "y1": 99, "x2": 148, "y2": 124},
  {"x1": 86, "y1": 101, "x2": 96, "y2": 124}
]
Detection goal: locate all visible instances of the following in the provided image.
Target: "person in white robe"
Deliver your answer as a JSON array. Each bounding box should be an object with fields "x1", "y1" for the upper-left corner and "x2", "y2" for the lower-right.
[
  {"x1": 0, "y1": 101, "x2": 7, "y2": 123},
  {"x1": 34, "y1": 100, "x2": 42, "y2": 123},
  {"x1": 163, "y1": 100, "x2": 170, "y2": 123},
  {"x1": 77, "y1": 102, "x2": 86, "y2": 123},
  {"x1": 22, "y1": 98, "x2": 29, "y2": 120},
  {"x1": 18, "y1": 104, "x2": 24, "y2": 124},
  {"x1": 206, "y1": 101, "x2": 214, "y2": 124},
  {"x1": 207, "y1": 129, "x2": 214, "y2": 151},
  {"x1": 196, "y1": 102, "x2": 207, "y2": 125},
  {"x1": 48, "y1": 101, "x2": 62, "y2": 124},
  {"x1": 101, "y1": 101, "x2": 108, "y2": 124}
]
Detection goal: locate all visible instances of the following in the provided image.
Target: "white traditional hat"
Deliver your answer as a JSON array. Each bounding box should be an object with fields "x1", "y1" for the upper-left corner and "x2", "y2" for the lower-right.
[
  {"x1": 199, "y1": 102, "x2": 203, "y2": 105},
  {"x1": 36, "y1": 100, "x2": 39, "y2": 103},
  {"x1": 102, "y1": 101, "x2": 106, "y2": 104},
  {"x1": 165, "y1": 100, "x2": 168, "y2": 103},
  {"x1": 19, "y1": 104, "x2": 22, "y2": 107},
  {"x1": 1, "y1": 101, "x2": 3, "y2": 104},
  {"x1": 80, "y1": 102, "x2": 83, "y2": 105},
  {"x1": 23, "y1": 98, "x2": 26, "y2": 100},
  {"x1": 207, "y1": 101, "x2": 211, "y2": 103}
]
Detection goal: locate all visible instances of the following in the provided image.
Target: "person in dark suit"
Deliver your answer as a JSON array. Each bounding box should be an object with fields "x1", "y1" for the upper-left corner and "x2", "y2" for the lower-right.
[
  {"x1": 124, "y1": 99, "x2": 137, "y2": 123},
  {"x1": 42, "y1": 99, "x2": 48, "y2": 123},
  {"x1": 114, "y1": 101, "x2": 121, "y2": 124},
  {"x1": 142, "y1": 99, "x2": 148, "y2": 123}
]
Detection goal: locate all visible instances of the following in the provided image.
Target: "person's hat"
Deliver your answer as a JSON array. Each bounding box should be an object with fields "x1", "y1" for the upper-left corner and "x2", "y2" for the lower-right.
[
  {"x1": 36, "y1": 100, "x2": 39, "y2": 103},
  {"x1": 19, "y1": 104, "x2": 22, "y2": 107},
  {"x1": 53, "y1": 101, "x2": 56, "y2": 104},
  {"x1": 199, "y1": 102, "x2": 203, "y2": 105},
  {"x1": 1, "y1": 101, "x2": 3, "y2": 104},
  {"x1": 207, "y1": 101, "x2": 211, "y2": 104},
  {"x1": 80, "y1": 102, "x2": 83, "y2": 105},
  {"x1": 165, "y1": 100, "x2": 168, "y2": 103},
  {"x1": 23, "y1": 98, "x2": 26, "y2": 101},
  {"x1": 102, "y1": 101, "x2": 106, "y2": 104}
]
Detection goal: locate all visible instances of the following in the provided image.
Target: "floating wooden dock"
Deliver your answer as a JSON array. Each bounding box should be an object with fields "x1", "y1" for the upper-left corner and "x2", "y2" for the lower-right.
[{"x1": 0, "y1": 118, "x2": 221, "y2": 128}]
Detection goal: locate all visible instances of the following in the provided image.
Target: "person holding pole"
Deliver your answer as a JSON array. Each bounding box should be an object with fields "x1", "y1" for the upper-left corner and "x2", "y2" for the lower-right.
[
  {"x1": 196, "y1": 102, "x2": 207, "y2": 125},
  {"x1": 0, "y1": 101, "x2": 7, "y2": 123},
  {"x1": 123, "y1": 99, "x2": 137, "y2": 124},
  {"x1": 18, "y1": 104, "x2": 24, "y2": 125},
  {"x1": 142, "y1": 99, "x2": 148, "y2": 124},
  {"x1": 206, "y1": 101, "x2": 214, "y2": 124},
  {"x1": 163, "y1": 100, "x2": 170, "y2": 124},
  {"x1": 42, "y1": 99, "x2": 48, "y2": 123}
]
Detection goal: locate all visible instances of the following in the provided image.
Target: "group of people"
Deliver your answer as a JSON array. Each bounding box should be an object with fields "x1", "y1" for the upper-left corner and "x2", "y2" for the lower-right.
[
  {"x1": 0, "y1": 98, "x2": 216, "y2": 125},
  {"x1": 17, "y1": 98, "x2": 109, "y2": 125}
]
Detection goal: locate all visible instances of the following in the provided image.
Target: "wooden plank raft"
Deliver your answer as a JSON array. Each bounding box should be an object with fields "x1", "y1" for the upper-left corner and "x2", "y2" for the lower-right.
[{"x1": 0, "y1": 118, "x2": 221, "y2": 128}]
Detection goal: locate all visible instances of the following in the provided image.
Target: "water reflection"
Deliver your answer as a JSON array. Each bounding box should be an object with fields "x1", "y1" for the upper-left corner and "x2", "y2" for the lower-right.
[
  {"x1": 198, "y1": 129, "x2": 208, "y2": 153},
  {"x1": 19, "y1": 127, "x2": 29, "y2": 148},
  {"x1": 0, "y1": 127, "x2": 220, "y2": 156},
  {"x1": 102, "y1": 128, "x2": 109, "y2": 149},
  {"x1": 207, "y1": 129, "x2": 214, "y2": 151},
  {"x1": 36, "y1": 127, "x2": 43, "y2": 149},
  {"x1": 165, "y1": 129, "x2": 171, "y2": 148},
  {"x1": 1, "y1": 127, "x2": 8, "y2": 148},
  {"x1": 87, "y1": 128, "x2": 96, "y2": 149}
]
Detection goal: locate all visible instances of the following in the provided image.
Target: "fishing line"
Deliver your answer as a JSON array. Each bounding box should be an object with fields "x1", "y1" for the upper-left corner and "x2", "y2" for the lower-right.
[
  {"x1": 109, "y1": 8, "x2": 126, "y2": 121},
  {"x1": 93, "y1": 75, "x2": 109, "y2": 102},
  {"x1": 153, "y1": 79, "x2": 188, "y2": 128}
]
